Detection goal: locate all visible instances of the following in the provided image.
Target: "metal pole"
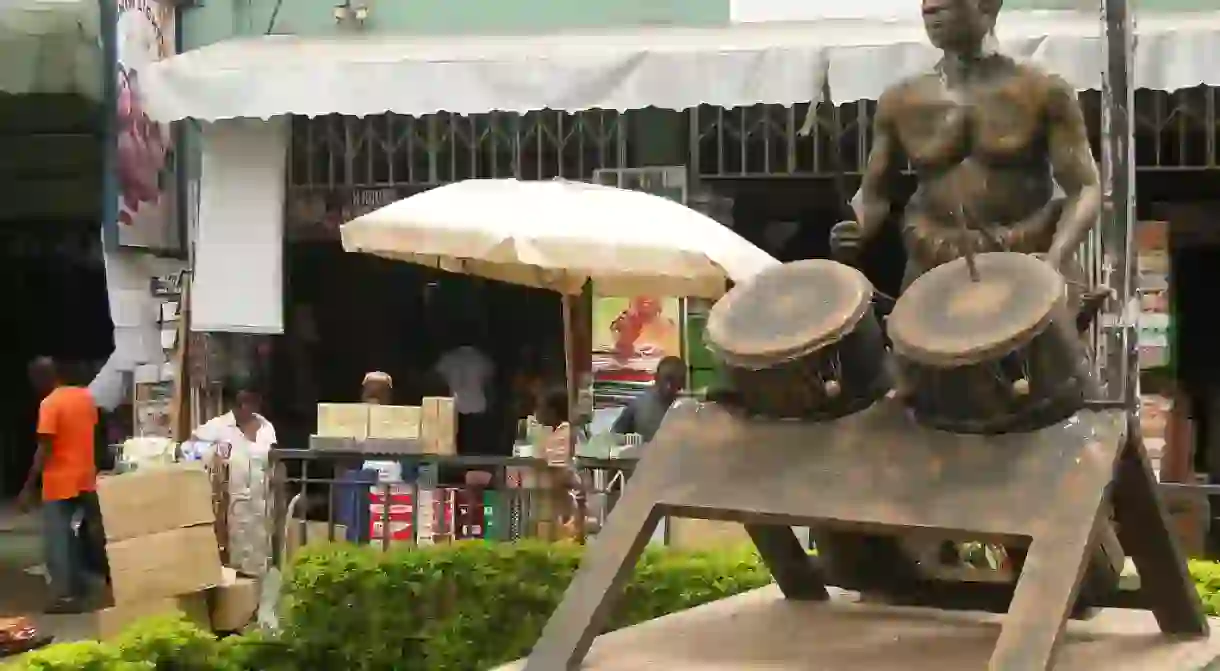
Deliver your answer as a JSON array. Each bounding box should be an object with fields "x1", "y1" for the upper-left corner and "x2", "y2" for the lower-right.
[{"x1": 1099, "y1": 0, "x2": 1137, "y2": 408}]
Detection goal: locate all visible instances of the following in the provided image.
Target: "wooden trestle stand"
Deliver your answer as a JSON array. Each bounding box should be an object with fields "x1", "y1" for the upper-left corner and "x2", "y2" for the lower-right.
[{"x1": 523, "y1": 400, "x2": 1208, "y2": 671}]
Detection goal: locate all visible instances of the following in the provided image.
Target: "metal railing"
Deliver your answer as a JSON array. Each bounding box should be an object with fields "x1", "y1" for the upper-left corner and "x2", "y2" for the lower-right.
[{"x1": 267, "y1": 448, "x2": 640, "y2": 564}]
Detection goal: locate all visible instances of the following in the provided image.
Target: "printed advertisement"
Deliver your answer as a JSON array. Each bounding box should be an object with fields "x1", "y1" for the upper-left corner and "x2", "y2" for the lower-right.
[
  {"x1": 590, "y1": 168, "x2": 687, "y2": 405},
  {"x1": 115, "y1": 0, "x2": 180, "y2": 251},
  {"x1": 591, "y1": 296, "x2": 683, "y2": 388}
]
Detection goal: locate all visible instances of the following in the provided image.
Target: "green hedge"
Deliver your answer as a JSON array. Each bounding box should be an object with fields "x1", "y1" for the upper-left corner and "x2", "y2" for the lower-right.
[
  {"x1": 13, "y1": 540, "x2": 771, "y2": 671},
  {"x1": 15, "y1": 543, "x2": 1220, "y2": 671}
]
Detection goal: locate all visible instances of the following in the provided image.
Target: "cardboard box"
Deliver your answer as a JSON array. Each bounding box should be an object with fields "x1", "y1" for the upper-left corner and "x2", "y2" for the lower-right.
[
  {"x1": 211, "y1": 568, "x2": 259, "y2": 632},
  {"x1": 435, "y1": 397, "x2": 456, "y2": 455},
  {"x1": 107, "y1": 525, "x2": 224, "y2": 605},
  {"x1": 316, "y1": 403, "x2": 370, "y2": 439},
  {"x1": 93, "y1": 592, "x2": 210, "y2": 640},
  {"x1": 421, "y1": 398, "x2": 438, "y2": 454},
  {"x1": 368, "y1": 405, "x2": 422, "y2": 440},
  {"x1": 97, "y1": 464, "x2": 215, "y2": 542},
  {"x1": 422, "y1": 397, "x2": 457, "y2": 455},
  {"x1": 454, "y1": 489, "x2": 486, "y2": 540},
  {"x1": 285, "y1": 520, "x2": 347, "y2": 557}
]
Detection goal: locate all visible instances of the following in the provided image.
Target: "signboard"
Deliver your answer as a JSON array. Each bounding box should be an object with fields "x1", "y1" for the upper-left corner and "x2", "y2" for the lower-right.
[
  {"x1": 1136, "y1": 220, "x2": 1171, "y2": 370},
  {"x1": 115, "y1": 0, "x2": 181, "y2": 251},
  {"x1": 286, "y1": 187, "x2": 421, "y2": 241}
]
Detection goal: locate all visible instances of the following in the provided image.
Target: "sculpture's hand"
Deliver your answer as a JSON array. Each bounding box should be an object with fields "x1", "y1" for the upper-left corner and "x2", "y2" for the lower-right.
[{"x1": 829, "y1": 220, "x2": 864, "y2": 261}]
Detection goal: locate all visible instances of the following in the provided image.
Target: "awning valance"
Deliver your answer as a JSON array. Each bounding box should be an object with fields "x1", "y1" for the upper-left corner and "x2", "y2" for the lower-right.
[{"x1": 141, "y1": 11, "x2": 1220, "y2": 122}]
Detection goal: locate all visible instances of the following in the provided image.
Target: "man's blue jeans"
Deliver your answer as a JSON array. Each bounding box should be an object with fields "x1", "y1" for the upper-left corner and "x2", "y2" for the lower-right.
[{"x1": 43, "y1": 492, "x2": 108, "y2": 601}]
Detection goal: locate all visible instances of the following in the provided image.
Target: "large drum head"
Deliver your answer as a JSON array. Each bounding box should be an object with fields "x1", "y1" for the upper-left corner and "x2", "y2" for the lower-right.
[
  {"x1": 706, "y1": 259, "x2": 873, "y2": 368},
  {"x1": 889, "y1": 252, "x2": 1066, "y2": 367}
]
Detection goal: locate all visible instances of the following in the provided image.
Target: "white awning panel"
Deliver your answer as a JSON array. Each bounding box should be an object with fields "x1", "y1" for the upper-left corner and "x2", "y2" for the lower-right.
[{"x1": 141, "y1": 11, "x2": 1220, "y2": 122}]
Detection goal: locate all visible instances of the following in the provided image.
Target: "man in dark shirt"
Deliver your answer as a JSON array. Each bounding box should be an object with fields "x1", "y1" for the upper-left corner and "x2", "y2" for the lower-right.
[{"x1": 611, "y1": 356, "x2": 685, "y2": 443}]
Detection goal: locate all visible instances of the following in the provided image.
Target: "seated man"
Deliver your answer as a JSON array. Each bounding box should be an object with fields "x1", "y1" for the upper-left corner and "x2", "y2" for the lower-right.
[{"x1": 611, "y1": 356, "x2": 686, "y2": 443}]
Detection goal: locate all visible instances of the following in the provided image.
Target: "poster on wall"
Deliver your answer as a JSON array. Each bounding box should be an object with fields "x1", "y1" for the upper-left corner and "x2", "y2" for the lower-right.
[
  {"x1": 590, "y1": 168, "x2": 687, "y2": 407},
  {"x1": 115, "y1": 0, "x2": 181, "y2": 251},
  {"x1": 591, "y1": 296, "x2": 683, "y2": 393}
]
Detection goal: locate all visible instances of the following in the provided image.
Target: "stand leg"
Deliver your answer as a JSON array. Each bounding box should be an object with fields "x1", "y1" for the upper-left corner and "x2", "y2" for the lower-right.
[
  {"x1": 745, "y1": 524, "x2": 828, "y2": 601},
  {"x1": 524, "y1": 480, "x2": 663, "y2": 671},
  {"x1": 990, "y1": 508, "x2": 1107, "y2": 670},
  {"x1": 812, "y1": 530, "x2": 925, "y2": 596},
  {"x1": 1112, "y1": 432, "x2": 1209, "y2": 636}
]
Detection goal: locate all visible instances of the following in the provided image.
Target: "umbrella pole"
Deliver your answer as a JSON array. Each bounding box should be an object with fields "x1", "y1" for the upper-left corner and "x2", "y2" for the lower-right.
[{"x1": 561, "y1": 291, "x2": 588, "y2": 543}]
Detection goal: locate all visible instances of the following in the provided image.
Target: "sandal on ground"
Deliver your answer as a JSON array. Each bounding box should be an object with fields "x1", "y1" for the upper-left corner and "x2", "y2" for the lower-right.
[{"x1": 0, "y1": 617, "x2": 53, "y2": 658}]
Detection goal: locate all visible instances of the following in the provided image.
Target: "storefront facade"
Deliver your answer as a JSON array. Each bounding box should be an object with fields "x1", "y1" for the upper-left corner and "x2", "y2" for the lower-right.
[
  {"x1": 153, "y1": 1, "x2": 1220, "y2": 412},
  {"x1": 0, "y1": 0, "x2": 188, "y2": 496}
]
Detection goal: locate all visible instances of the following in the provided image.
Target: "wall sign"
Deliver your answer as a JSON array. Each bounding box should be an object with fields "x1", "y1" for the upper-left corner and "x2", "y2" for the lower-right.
[{"x1": 115, "y1": 0, "x2": 181, "y2": 252}]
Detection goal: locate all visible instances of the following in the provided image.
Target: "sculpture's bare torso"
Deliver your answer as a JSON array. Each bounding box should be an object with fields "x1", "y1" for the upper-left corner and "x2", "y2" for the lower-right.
[
  {"x1": 899, "y1": 60, "x2": 1059, "y2": 267},
  {"x1": 830, "y1": 0, "x2": 1101, "y2": 292}
]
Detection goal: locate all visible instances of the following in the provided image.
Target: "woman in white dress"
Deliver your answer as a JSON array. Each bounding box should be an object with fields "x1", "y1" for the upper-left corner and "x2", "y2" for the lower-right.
[{"x1": 189, "y1": 382, "x2": 277, "y2": 577}]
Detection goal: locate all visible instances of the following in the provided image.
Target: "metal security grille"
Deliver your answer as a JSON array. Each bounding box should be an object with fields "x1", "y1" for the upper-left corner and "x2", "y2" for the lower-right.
[
  {"x1": 694, "y1": 87, "x2": 1220, "y2": 177},
  {"x1": 288, "y1": 111, "x2": 630, "y2": 189},
  {"x1": 690, "y1": 102, "x2": 873, "y2": 177}
]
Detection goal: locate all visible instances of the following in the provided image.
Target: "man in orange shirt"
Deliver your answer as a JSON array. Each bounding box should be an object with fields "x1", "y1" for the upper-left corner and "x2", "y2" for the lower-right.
[{"x1": 19, "y1": 357, "x2": 106, "y2": 613}]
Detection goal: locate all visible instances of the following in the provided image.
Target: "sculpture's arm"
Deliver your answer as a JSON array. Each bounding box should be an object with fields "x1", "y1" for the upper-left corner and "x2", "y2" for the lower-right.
[
  {"x1": 1044, "y1": 76, "x2": 1102, "y2": 267},
  {"x1": 851, "y1": 94, "x2": 904, "y2": 242}
]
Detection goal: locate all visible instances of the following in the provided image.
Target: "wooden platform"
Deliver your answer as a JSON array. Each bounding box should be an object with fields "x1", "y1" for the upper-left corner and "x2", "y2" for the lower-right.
[{"x1": 499, "y1": 586, "x2": 1220, "y2": 670}]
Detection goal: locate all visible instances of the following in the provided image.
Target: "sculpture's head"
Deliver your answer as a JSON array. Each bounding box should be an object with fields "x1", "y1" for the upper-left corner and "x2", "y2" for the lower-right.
[{"x1": 922, "y1": 0, "x2": 1001, "y2": 53}]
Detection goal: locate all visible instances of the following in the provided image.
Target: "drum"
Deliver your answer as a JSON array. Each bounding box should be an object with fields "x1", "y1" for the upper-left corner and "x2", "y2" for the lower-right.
[
  {"x1": 888, "y1": 252, "x2": 1087, "y2": 434},
  {"x1": 705, "y1": 259, "x2": 891, "y2": 420}
]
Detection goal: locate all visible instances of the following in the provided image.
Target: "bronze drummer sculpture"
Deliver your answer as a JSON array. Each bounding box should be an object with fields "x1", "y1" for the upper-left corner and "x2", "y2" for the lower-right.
[
  {"x1": 708, "y1": 0, "x2": 1117, "y2": 595},
  {"x1": 820, "y1": 0, "x2": 1111, "y2": 587},
  {"x1": 520, "y1": 0, "x2": 1210, "y2": 668}
]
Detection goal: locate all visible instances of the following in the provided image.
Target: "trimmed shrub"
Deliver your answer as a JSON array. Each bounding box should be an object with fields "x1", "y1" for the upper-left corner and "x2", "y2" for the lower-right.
[
  {"x1": 1189, "y1": 560, "x2": 1220, "y2": 616},
  {"x1": 280, "y1": 540, "x2": 771, "y2": 670},
  {"x1": 11, "y1": 540, "x2": 770, "y2": 671},
  {"x1": 10, "y1": 640, "x2": 140, "y2": 671},
  {"x1": 17, "y1": 543, "x2": 1220, "y2": 670}
]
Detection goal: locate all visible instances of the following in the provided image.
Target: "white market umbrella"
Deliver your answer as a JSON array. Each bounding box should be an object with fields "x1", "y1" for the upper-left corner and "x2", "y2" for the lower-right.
[
  {"x1": 342, "y1": 179, "x2": 778, "y2": 531},
  {"x1": 340, "y1": 178, "x2": 778, "y2": 298}
]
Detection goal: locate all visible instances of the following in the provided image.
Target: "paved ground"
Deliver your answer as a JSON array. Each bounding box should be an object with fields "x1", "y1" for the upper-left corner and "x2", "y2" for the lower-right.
[
  {"x1": 0, "y1": 506, "x2": 94, "y2": 654},
  {"x1": 498, "y1": 585, "x2": 1220, "y2": 670}
]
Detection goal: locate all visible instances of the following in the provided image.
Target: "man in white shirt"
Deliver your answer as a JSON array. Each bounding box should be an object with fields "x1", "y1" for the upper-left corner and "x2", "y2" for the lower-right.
[{"x1": 434, "y1": 344, "x2": 496, "y2": 456}]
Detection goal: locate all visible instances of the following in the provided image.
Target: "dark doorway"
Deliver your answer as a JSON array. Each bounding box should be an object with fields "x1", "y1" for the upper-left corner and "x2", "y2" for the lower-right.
[{"x1": 0, "y1": 94, "x2": 112, "y2": 499}]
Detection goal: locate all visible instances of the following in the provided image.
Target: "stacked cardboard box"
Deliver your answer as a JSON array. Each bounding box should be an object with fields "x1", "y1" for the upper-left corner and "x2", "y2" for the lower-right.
[
  {"x1": 316, "y1": 402, "x2": 449, "y2": 453},
  {"x1": 421, "y1": 397, "x2": 457, "y2": 455},
  {"x1": 368, "y1": 405, "x2": 422, "y2": 439},
  {"x1": 211, "y1": 567, "x2": 261, "y2": 632},
  {"x1": 95, "y1": 464, "x2": 224, "y2": 637},
  {"x1": 316, "y1": 403, "x2": 371, "y2": 439}
]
